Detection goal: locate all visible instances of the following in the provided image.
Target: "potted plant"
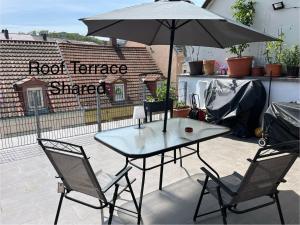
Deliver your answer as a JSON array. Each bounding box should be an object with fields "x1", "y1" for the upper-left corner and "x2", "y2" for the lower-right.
[
  {"x1": 173, "y1": 101, "x2": 190, "y2": 118},
  {"x1": 264, "y1": 32, "x2": 284, "y2": 77},
  {"x1": 282, "y1": 45, "x2": 300, "y2": 77},
  {"x1": 184, "y1": 46, "x2": 203, "y2": 75},
  {"x1": 226, "y1": 0, "x2": 256, "y2": 77},
  {"x1": 203, "y1": 60, "x2": 215, "y2": 75},
  {"x1": 144, "y1": 81, "x2": 176, "y2": 120}
]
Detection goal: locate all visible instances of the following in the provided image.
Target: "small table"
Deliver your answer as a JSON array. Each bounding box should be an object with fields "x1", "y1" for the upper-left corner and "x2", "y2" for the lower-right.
[{"x1": 94, "y1": 118, "x2": 230, "y2": 224}]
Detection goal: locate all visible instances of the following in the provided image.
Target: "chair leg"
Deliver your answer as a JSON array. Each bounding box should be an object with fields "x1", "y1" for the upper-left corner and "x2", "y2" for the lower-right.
[
  {"x1": 54, "y1": 193, "x2": 64, "y2": 225},
  {"x1": 193, "y1": 176, "x2": 209, "y2": 221},
  {"x1": 274, "y1": 192, "x2": 285, "y2": 225},
  {"x1": 179, "y1": 148, "x2": 183, "y2": 167},
  {"x1": 125, "y1": 174, "x2": 139, "y2": 211},
  {"x1": 108, "y1": 185, "x2": 119, "y2": 225},
  {"x1": 217, "y1": 187, "x2": 227, "y2": 225}
]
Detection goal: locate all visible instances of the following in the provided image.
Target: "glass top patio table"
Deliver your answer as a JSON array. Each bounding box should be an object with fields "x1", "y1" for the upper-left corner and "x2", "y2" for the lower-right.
[{"x1": 94, "y1": 118, "x2": 230, "y2": 158}]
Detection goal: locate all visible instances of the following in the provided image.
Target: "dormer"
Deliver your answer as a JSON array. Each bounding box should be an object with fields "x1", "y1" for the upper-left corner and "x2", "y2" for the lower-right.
[
  {"x1": 13, "y1": 76, "x2": 50, "y2": 115},
  {"x1": 102, "y1": 75, "x2": 127, "y2": 102}
]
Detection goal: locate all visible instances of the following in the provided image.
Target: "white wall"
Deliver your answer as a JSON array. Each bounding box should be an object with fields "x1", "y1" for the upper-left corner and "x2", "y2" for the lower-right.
[{"x1": 187, "y1": 0, "x2": 300, "y2": 67}]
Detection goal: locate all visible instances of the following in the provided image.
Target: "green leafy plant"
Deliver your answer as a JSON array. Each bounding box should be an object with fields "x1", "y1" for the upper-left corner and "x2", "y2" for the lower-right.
[
  {"x1": 175, "y1": 100, "x2": 188, "y2": 109},
  {"x1": 229, "y1": 0, "x2": 256, "y2": 57},
  {"x1": 264, "y1": 32, "x2": 284, "y2": 64},
  {"x1": 146, "y1": 81, "x2": 176, "y2": 102},
  {"x1": 282, "y1": 45, "x2": 300, "y2": 66},
  {"x1": 156, "y1": 81, "x2": 176, "y2": 101}
]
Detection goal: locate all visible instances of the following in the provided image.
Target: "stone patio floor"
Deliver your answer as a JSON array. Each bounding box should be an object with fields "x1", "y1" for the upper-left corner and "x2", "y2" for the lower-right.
[{"x1": 0, "y1": 133, "x2": 299, "y2": 224}]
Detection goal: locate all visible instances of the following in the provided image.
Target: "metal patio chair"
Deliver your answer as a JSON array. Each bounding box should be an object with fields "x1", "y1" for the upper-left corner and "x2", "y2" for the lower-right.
[
  {"x1": 193, "y1": 140, "x2": 299, "y2": 224},
  {"x1": 38, "y1": 138, "x2": 138, "y2": 225}
]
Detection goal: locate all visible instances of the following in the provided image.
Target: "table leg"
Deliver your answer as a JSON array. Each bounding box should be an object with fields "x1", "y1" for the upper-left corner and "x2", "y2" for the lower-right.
[
  {"x1": 159, "y1": 153, "x2": 165, "y2": 190},
  {"x1": 137, "y1": 158, "x2": 146, "y2": 224}
]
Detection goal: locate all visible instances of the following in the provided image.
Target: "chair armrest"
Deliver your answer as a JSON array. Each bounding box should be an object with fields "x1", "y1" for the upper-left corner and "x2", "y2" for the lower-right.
[
  {"x1": 102, "y1": 166, "x2": 132, "y2": 193},
  {"x1": 201, "y1": 167, "x2": 237, "y2": 196}
]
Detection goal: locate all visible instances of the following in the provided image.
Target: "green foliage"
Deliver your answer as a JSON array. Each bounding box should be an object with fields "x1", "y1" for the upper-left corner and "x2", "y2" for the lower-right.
[
  {"x1": 146, "y1": 81, "x2": 177, "y2": 102},
  {"x1": 282, "y1": 45, "x2": 300, "y2": 66},
  {"x1": 175, "y1": 100, "x2": 188, "y2": 109},
  {"x1": 29, "y1": 30, "x2": 105, "y2": 45},
  {"x1": 229, "y1": 0, "x2": 256, "y2": 57},
  {"x1": 264, "y1": 32, "x2": 284, "y2": 64},
  {"x1": 156, "y1": 81, "x2": 176, "y2": 101}
]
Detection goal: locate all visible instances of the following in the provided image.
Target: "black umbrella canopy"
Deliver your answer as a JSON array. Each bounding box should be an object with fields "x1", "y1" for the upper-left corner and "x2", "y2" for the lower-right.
[{"x1": 80, "y1": 0, "x2": 277, "y2": 132}]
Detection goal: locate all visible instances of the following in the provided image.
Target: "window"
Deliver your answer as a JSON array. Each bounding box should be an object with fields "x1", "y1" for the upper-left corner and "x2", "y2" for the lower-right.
[
  {"x1": 27, "y1": 87, "x2": 44, "y2": 109},
  {"x1": 114, "y1": 83, "x2": 125, "y2": 102}
]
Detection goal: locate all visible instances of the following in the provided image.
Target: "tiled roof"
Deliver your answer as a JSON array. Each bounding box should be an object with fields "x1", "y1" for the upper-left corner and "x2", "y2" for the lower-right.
[
  {"x1": 0, "y1": 40, "x2": 162, "y2": 117},
  {"x1": 59, "y1": 43, "x2": 161, "y2": 108},
  {"x1": 0, "y1": 40, "x2": 79, "y2": 117}
]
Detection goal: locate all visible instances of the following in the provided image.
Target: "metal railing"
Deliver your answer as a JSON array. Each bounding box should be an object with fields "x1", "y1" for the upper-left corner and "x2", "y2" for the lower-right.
[{"x1": 0, "y1": 82, "x2": 187, "y2": 149}]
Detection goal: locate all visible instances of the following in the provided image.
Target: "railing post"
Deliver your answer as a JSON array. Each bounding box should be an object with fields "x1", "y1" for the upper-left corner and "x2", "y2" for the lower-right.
[
  {"x1": 96, "y1": 91, "x2": 102, "y2": 132},
  {"x1": 34, "y1": 94, "x2": 41, "y2": 139}
]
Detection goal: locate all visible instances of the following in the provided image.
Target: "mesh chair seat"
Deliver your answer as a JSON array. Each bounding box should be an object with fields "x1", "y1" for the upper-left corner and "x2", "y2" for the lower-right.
[{"x1": 199, "y1": 172, "x2": 243, "y2": 205}]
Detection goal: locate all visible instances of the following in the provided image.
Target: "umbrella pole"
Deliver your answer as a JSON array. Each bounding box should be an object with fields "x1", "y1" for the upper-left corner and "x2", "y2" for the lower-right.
[{"x1": 163, "y1": 20, "x2": 176, "y2": 132}]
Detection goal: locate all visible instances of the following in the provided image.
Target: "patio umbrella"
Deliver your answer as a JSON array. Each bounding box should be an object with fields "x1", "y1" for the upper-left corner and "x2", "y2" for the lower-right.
[{"x1": 80, "y1": 0, "x2": 277, "y2": 132}]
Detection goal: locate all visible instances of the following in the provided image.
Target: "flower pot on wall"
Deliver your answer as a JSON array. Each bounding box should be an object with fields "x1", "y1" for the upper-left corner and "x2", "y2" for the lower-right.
[
  {"x1": 173, "y1": 107, "x2": 190, "y2": 118},
  {"x1": 286, "y1": 66, "x2": 300, "y2": 77},
  {"x1": 251, "y1": 67, "x2": 264, "y2": 76},
  {"x1": 189, "y1": 61, "x2": 203, "y2": 75},
  {"x1": 203, "y1": 60, "x2": 215, "y2": 75},
  {"x1": 265, "y1": 64, "x2": 282, "y2": 77},
  {"x1": 226, "y1": 56, "x2": 253, "y2": 77}
]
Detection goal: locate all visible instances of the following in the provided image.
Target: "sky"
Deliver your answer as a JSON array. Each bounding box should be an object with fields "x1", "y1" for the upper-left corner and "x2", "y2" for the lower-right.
[{"x1": 0, "y1": 0, "x2": 205, "y2": 35}]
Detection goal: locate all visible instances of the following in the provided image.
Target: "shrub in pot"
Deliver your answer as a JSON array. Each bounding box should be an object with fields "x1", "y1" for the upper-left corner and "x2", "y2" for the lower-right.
[
  {"x1": 227, "y1": 0, "x2": 255, "y2": 77},
  {"x1": 282, "y1": 45, "x2": 300, "y2": 77},
  {"x1": 173, "y1": 101, "x2": 190, "y2": 118},
  {"x1": 264, "y1": 32, "x2": 284, "y2": 77},
  {"x1": 203, "y1": 60, "x2": 215, "y2": 75},
  {"x1": 144, "y1": 81, "x2": 176, "y2": 120}
]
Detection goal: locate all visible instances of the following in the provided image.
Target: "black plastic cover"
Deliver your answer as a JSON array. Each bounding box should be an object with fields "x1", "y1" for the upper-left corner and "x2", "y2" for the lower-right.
[
  {"x1": 263, "y1": 102, "x2": 300, "y2": 144},
  {"x1": 205, "y1": 79, "x2": 266, "y2": 137}
]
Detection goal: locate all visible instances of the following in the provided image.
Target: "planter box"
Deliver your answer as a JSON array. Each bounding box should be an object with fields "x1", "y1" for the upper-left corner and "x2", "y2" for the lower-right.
[
  {"x1": 144, "y1": 99, "x2": 173, "y2": 122},
  {"x1": 173, "y1": 107, "x2": 190, "y2": 118}
]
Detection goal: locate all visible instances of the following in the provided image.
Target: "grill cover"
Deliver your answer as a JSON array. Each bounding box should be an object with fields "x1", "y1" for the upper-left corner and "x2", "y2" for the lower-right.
[
  {"x1": 205, "y1": 79, "x2": 266, "y2": 137},
  {"x1": 263, "y1": 102, "x2": 300, "y2": 144}
]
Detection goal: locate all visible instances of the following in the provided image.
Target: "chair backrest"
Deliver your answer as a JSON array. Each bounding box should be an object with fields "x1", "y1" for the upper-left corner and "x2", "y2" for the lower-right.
[
  {"x1": 233, "y1": 140, "x2": 299, "y2": 203},
  {"x1": 38, "y1": 138, "x2": 106, "y2": 202}
]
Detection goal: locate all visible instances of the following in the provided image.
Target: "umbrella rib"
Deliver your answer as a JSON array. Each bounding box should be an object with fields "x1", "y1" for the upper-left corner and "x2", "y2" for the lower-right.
[
  {"x1": 196, "y1": 20, "x2": 224, "y2": 48},
  {"x1": 156, "y1": 19, "x2": 171, "y2": 29},
  {"x1": 175, "y1": 20, "x2": 192, "y2": 30},
  {"x1": 149, "y1": 22, "x2": 163, "y2": 45},
  {"x1": 87, "y1": 20, "x2": 123, "y2": 36}
]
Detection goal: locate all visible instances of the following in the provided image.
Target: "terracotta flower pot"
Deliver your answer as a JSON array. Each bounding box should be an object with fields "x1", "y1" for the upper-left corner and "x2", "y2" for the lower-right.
[
  {"x1": 189, "y1": 61, "x2": 203, "y2": 75},
  {"x1": 251, "y1": 67, "x2": 264, "y2": 76},
  {"x1": 265, "y1": 64, "x2": 282, "y2": 77},
  {"x1": 227, "y1": 56, "x2": 253, "y2": 77},
  {"x1": 173, "y1": 107, "x2": 190, "y2": 118},
  {"x1": 203, "y1": 60, "x2": 215, "y2": 75}
]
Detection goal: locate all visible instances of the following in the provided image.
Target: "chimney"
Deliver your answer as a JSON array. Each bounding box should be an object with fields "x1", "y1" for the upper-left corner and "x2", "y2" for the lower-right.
[
  {"x1": 110, "y1": 37, "x2": 117, "y2": 47},
  {"x1": 1, "y1": 29, "x2": 9, "y2": 39},
  {"x1": 41, "y1": 33, "x2": 47, "y2": 41}
]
